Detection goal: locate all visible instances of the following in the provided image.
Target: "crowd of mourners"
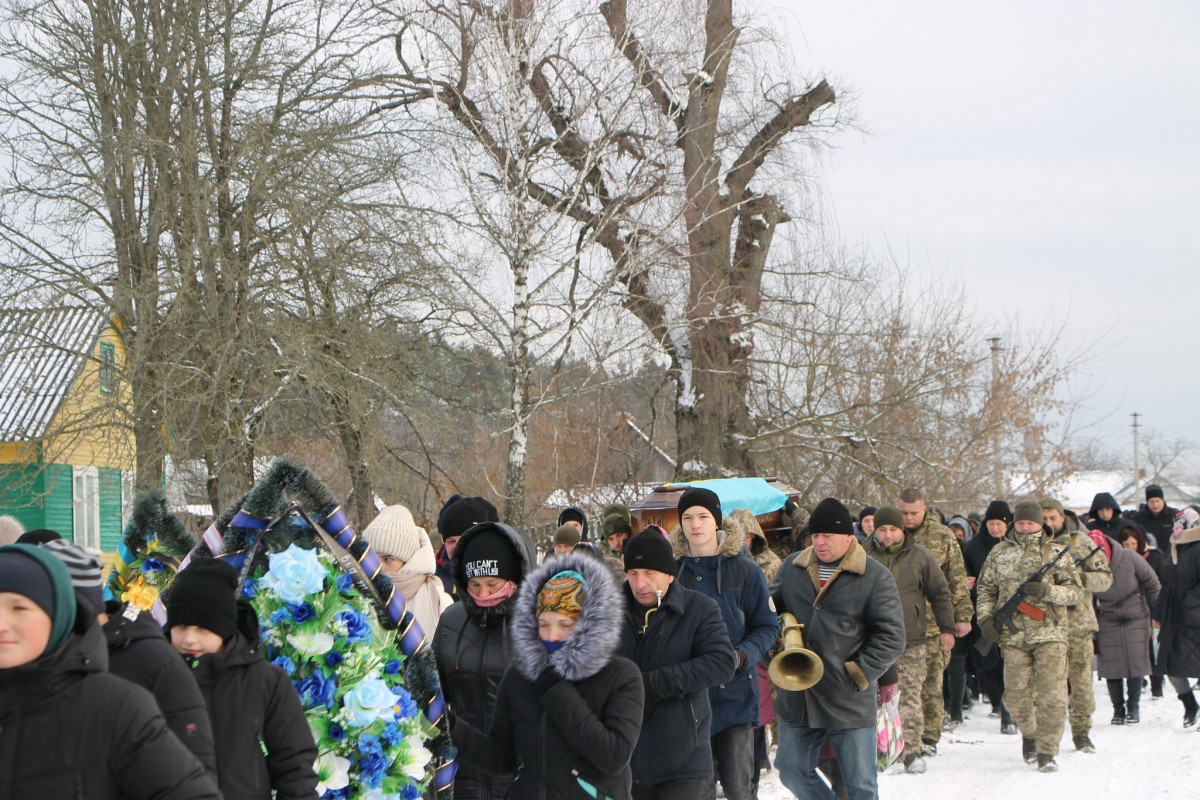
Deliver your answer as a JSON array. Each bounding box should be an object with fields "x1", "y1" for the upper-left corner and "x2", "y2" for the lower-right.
[{"x1": 2, "y1": 480, "x2": 1198, "y2": 800}]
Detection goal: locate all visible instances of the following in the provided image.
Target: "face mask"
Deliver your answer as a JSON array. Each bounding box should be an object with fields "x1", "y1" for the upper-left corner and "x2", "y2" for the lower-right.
[
  {"x1": 542, "y1": 639, "x2": 567, "y2": 654},
  {"x1": 468, "y1": 580, "x2": 518, "y2": 608}
]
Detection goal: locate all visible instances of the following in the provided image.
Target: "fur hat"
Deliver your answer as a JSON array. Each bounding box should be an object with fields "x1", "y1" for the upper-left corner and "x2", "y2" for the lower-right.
[
  {"x1": 553, "y1": 524, "x2": 581, "y2": 547},
  {"x1": 677, "y1": 487, "x2": 723, "y2": 529},
  {"x1": 1014, "y1": 501, "x2": 1044, "y2": 525},
  {"x1": 166, "y1": 558, "x2": 239, "y2": 640},
  {"x1": 622, "y1": 529, "x2": 676, "y2": 575},
  {"x1": 809, "y1": 498, "x2": 854, "y2": 536},
  {"x1": 363, "y1": 505, "x2": 426, "y2": 563},
  {"x1": 440, "y1": 496, "x2": 499, "y2": 540},
  {"x1": 872, "y1": 506, "x2": 904, "y2": 531},
  {"x1": 984, "y1": 500, "x2": 1012, "y2": 523},
  {"x1": 41, "y1": 539, "x2": 105, "y2": 613}
]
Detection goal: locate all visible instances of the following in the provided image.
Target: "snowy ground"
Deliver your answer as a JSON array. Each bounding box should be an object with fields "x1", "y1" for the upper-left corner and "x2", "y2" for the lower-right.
[{"x1": 757, "y1": 680, "x2": 1199, "y2": 799}]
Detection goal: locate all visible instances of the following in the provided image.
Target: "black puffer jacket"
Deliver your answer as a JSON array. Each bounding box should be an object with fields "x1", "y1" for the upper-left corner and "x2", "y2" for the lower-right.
[
  {"x1": 453, "y1": 552, "x2": 644, "y2": 800},
  {"x1": 433, "y1": 522, "x2": 537, "y2": 800},
  {"x1": 1, "y1": 599, "x2": 219, "y2": 799},
  {"x1": 1157, "y1": 526, "x2": 1200, "y2": 678},
  {"x1": 617, "y1": 581, "x2": 734, "y2": 787},
  {"x1": 104, "y1": 601, "x2": 217, "y2": 776},
  {"x1": 770, "y1": 541, "x2": 906, "y2": 730},
  {"x1": 178, "y1": 600, "x2": 319, "y2": 800},
  {"x1": 1130, "y1": 502, "x2": 1179, "y2": 552}
]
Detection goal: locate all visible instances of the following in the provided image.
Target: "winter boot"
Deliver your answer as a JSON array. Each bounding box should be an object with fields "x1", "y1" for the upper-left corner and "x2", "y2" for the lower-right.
[
  {"x1": 902, "y1": 752, "x2": 927, "y2": 774},
  {"x1": 1107, "y1": 679, "x2": 1126, "y2": 724},
  {"x1": 1000, "y1": 706, "x2": 1018, "y2": 735},
  {"x1": 1180, "y1": 692, "x2": 1199, "y2": 728},
  {"x1": 1037, "y1": 754, "x2": 1058, "y2": 773},
  {"x1": 920, "y1": 739, "x2": 937, "y2": 757},
  {"x1": 1126, "y1": 678, "x2": 1142, "y2": 724},
  {"x1": 1022, "y1": 737, "x2": 1037, "y2": 764},
  {"x1": 1073, "y1": 733, "x2": 1095, "y2": 753},
  {"x1": 1151, "y1": 674, "x2": 1164, "y2": 698}
]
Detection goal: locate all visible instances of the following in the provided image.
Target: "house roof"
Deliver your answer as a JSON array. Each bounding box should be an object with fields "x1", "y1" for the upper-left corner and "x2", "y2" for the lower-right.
[{"x1": 0, "y1": 306, "x2": 110, "y2": 441}]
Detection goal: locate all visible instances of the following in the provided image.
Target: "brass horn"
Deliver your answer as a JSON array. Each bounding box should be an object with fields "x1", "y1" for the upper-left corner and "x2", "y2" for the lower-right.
[{"x1": 768, "y1": 612, "x2": 824, "y2": 691}]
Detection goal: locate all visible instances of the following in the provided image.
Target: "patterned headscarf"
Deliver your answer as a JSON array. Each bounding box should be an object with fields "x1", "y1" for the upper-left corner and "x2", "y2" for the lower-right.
[
  {"x1": 1174, "y1": 505, "x2": 1200, "y2": 533},
  {"x1": 536, "y1": 569, "x2": 587, "y2": 619}
]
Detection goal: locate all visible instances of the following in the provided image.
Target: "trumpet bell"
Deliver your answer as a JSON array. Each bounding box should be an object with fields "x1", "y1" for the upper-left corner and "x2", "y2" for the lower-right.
[{"x1": 768, "y1": 647, "x2": 825, "y2": 692}]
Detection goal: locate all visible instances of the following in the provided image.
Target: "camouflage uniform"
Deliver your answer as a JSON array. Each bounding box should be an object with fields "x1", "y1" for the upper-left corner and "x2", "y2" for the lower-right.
[
  {"x1": 1052, "y1": 525, "x2": 1113, "y2": 739},
  {"x1": 976, "y1": 528, "x2": 1083, "y2": 757},
  {"x1": 908, "y1": 514, "x2": 973, "y2": 744},
  {"x1": 895, "y1": 644, "x2": 929, "y2": 759}
]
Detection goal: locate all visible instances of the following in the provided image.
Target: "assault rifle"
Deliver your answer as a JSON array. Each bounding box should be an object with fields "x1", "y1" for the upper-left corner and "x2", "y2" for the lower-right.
[{"x1": 975, "y1": 544, "x2": 1073, "y2": 656}]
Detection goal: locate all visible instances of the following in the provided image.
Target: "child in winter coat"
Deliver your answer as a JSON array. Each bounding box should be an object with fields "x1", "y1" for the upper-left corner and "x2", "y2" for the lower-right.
[
  {"x1": 0, "y1": 543, "x2": 219, "y2": 799},
  {"x1": 451, "y1": 551, "x2": 645, "y2": 800},
  {"x1": 165, "y1": 557, "x2": 320, "y2": 800}
]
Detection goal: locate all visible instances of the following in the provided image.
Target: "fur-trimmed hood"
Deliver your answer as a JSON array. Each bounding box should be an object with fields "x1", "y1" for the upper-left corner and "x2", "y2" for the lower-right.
[
  {"x1": 510, "y1": 551, "x2": 624, "y2": 683},
  {"x1": 449, "y1": 521, "x2": 538, "y2": 620},
  {"x1": 668, "y1": 513, "x2": 749, "y2": 559}
]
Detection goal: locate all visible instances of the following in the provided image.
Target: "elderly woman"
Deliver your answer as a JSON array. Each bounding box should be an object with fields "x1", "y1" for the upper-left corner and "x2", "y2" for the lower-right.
[
  {"x1": 451, "y1": 551, "x2": 643, "y2": 799},
  {"x1": 1094, "y1": 524, "x2": 1161, "y2": 724},
  {"x1": 0, "y1": 544, "x2": 218, "y2": 798}
]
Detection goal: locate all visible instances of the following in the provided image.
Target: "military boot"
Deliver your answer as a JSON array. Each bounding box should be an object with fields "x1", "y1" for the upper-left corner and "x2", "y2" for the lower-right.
[
  {"x1": 1073, "y1": 734, "x2": 1095, "y2": 753},
  {"x1": 1022, "y1": 737, "x2": 1036, "y2": 764},
  {"x1": 1037, "y1": 754, "x2": 1058, "y2": 773}
]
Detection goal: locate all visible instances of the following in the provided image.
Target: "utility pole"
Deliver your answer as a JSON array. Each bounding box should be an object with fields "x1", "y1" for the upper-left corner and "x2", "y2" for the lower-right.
[
  {"x1": 1132, "y1": 412, "x2": 1141, "y2": 495},
  {"x1": 988, "y1": 337, "x2": 1002, "y2": 497}
]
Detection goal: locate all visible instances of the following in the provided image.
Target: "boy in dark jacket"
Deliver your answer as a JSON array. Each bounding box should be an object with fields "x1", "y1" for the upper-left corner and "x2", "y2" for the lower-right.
[
  {"x1": 165, "y1": 558, "x2": 319, "y2": 800},
  {"x1": 670, "y1": 487, "x2": 778, "y2": 800},
  {"x1": 618, "y1": 530, "x2": 735, "y2": 798}
]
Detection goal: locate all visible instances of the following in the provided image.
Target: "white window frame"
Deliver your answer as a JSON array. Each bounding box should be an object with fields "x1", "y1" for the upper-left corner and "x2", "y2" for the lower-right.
[{"x1": 73, "y1": 465, "x2": 101, "y2": 550}]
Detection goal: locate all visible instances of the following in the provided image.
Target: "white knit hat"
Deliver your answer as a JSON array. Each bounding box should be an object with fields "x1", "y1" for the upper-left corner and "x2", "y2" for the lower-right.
[{"x1": 364, "y1": 505, "x2": 428, "y2": 567}]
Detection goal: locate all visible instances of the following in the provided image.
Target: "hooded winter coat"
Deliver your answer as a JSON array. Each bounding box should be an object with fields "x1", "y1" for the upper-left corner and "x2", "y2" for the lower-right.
[
  {"x1": 103, "y1": 600, "x2": 217, "y2": 776},
  {"x1": 1156, "y1": 519, "x2": 1200, "y2": 678},
  {"x1": 1094, "y1": 537, "x2": 1161, "y2": 679},
  {"x1": 617, "y1": 580, "x2": 734, "y2": 787},
  {"x1": 1087, "y1": 492, "x2": 1126, "y2": 538},
  {"x1": 769, "y1": 540, "x2": 906, "y2": 729},
  {"x1": 864, "y1": 533, "x2": 955, "y2": 647},
  {"x1": 670, "y1": 514, "x2": 780, "y2": 734},
  {"x1": 452, "y1": 551, "x2": 644, "y2": 800},
  {"x1": 175, "y1": 598, "x2": 319, "y2": 800},
  {"x1": 0, "y1": 545, "x2": 219, "y2": 799},
  {"x1": 432, "y1": 522, "x2": 537, "y2": 800}
]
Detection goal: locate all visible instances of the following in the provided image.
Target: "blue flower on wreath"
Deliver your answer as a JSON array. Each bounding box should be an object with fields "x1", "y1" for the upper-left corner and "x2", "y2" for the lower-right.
[
  {"x1": 320, "y1": 788, "x2": 352, "y2": 800},
  {"x1": 382, "y1": 723, "x2": 403, "y2": 747},
  {"x1": 383, "y1": 659, "x2": 402, "y2": 676},
  {"x1": 390, "y1": 685, "x2": 418, "y2": 720},
  {"x1": 142, "y1": 558, "x2": 163, "y2": 573},
  {"x1": 290, "y1": 602, "x2": 316, "y2": 624},
  {"x1": 269, "y1": 609, "x2": 290, "y2": 626},
  {"x1": 336, "y1": 573, "x2": 354, "y2": 594},
  {"x1": 355, "y1": 752, "x2": 389, "y2": 789},
  {"x1": 334, "y1": 609, "x2": 372, "y2": 644},
  {"x1": 328, "y1": 723, "x2": 347, "y2": 741},
  {"x1": 325, "y1": 650, "x2": 343, "y2": 668},
  {"x1": 401, "y1": 785, "x2": 421, "y2": 800},
  {"x1": 272, "y1": 655, "x2": 296, "y2": 676},
  {"x1": 262, "y1": 544, "x2": 327, "y2": 604},
  {"x1": 294, "y1": 669, "x2": 338, "y2": 710},
  {"x1": 241, "y1": 577, "x2": 259, "y2": 599},
  {"x1": 358, "y1": 733, "x2": 384, "y2": 756}
]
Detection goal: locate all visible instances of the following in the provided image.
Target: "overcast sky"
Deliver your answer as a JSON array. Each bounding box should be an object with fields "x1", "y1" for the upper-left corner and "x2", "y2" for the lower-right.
[{"x1": 777, "y1": 2, "x2": 1200, "y2": 471}]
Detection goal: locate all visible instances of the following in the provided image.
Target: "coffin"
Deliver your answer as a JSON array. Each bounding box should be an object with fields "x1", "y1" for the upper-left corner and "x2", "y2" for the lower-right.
[{"x1": 630, "y1": 477, "x2": 800, "y2": 545}]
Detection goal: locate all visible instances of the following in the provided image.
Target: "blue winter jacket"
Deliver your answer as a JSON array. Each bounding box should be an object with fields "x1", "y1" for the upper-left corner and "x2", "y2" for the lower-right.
[{"x1": 670, "y1": 518, "x2": 779, "y2": 734}]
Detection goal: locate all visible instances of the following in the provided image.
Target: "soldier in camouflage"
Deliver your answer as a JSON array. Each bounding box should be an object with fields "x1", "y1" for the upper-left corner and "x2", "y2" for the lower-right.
[
  {"x1": 1039, "y1": 497, "x2": 1113, "y2": 753},
  {"x1": 976, "y1": 501, "x2": 1084, "y2": 773},
  {"x1": 864, "y1": 506, "x2": 956, "y2": 774},
  {"x1": 898, "y1": 488, "x2": 974, "y2": 755}
]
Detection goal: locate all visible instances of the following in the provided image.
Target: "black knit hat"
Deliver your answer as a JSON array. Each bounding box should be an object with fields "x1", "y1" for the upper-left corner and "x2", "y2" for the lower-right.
[
  {"x1": 0, "y1": 548, "x2": 55, "y2": 618},
  {"x1": 809, "y1": 498, "x2": 854, "y2": 536},
  {"x1": 440, "y1": 496, "x2": 499, "y2": 540},
  {"x1": 436, "y1": 493, "x2": 464, "y2": 533},
  {"x1": 603, "y1": 513, "x2": 632, "y2": 538},
  {"x1": 15, "y1": 528, "x2": 62, "y2": 545},
  {"x1": 1146, "y1": 484, "x2": 1165, "y2": 501},
  {"x1": 459, "y1": 527, "x2": 521, "y2": 582},
  {"x1": 623, "y1": 530, "x2": 676, "y2": 575},
  {"x1": 677, "y1": 487, "x2": 723, "y2": 529},
  {"x1": 984, "y1": 500, "x2": 1012, "y2": 524},
  {"x1": 165, "y1": 558, "x2": 239, "y2": 640},
  {"x1": 859, "y1": 506, "x2": 877, "y2": 521}
]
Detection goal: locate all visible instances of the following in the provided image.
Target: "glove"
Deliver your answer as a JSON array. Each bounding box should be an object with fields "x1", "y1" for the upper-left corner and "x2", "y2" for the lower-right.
[
  {"x1": 879, "y1": 683, "x2": 899, "y2": 704},
  {"x1": 1024, "y1": 580, "x2": 1048, "y2": 601},
  {"x1": 534, "y1": 665, "x2": 563, "y2": 696},
  {"x1": 641, "y1": 671, "x2": 664, "y2": 718},
  {"x1": 978, "y1": 617, "x2": 1002, "y2": 643}
]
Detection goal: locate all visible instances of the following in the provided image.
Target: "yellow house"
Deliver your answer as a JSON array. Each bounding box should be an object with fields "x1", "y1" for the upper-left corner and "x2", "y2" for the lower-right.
[{"x1": 0, "y1": 307, "x2": 135, "y2": 550}]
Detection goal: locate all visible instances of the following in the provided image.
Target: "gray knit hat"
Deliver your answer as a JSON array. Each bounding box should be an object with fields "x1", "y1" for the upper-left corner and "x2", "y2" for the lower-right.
[
  {"x1": 41, "y1": 539, "x2": 106, "y2": 613},
  {"x1": 363, "y1": 505, "x2": 426, "y2": 563}
]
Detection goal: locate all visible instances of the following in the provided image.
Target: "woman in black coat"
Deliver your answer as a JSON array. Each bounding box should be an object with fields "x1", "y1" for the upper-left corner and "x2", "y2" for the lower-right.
[
  {"x1": 432, "y1": 520, "x2": 537, "y2": 800},
  {"x1": 452, "y1": 551, "x2": 644, "y2": 800},
  {"x1": 1157, "y1": 505, "x2": 1200, "y2": 727},
  {"x1": 0, "y1": 544, "x2": 219, "y2": 799}
]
